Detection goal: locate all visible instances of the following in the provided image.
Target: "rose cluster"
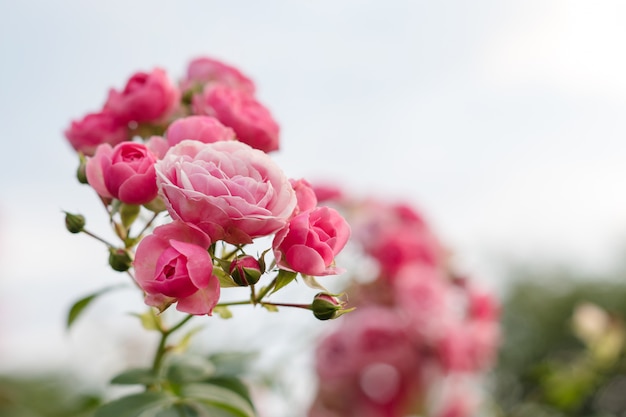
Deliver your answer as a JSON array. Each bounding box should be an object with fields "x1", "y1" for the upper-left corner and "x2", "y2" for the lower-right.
[
  {"x1": 64, "y1": 57, "x2": 351, "y2": 317},
  {"x1": 307, "y1": 192, "x2": 500, "y2": 417}
]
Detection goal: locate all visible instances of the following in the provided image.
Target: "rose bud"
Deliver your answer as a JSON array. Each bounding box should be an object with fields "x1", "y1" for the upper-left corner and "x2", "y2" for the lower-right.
[
  {"x1": 229, "y1": 255, "x2": 262, "y2": 286},
  {"x1": 109, "y1": 248, "x2": 133, "y2": 272},
  {"x1": 64, "y1": 212, "x2": 85, "y2": 234},
  {"x1": 311, "y1": 293, "x2": 352, "y2": 321}
]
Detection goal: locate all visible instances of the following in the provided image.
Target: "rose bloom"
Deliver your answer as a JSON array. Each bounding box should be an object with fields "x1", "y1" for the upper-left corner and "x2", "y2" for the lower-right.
[
  {"x1": 312, "y1": 307, "x2": 421, "y2": 417},
  {"x1": 64, "y1": 111, "x2": 129, "y2": 156},
  {"x1": 182, "y1": 56, "x2": 256, "y2": 93},
  {"x1": 165, "y1": 115, "x2": 235, "y2": 147},
  {"x1": 193, "y1": 84, "x2": 280, "y2": 153},
  {"x1": 134, "y1": 221, "x2": 219, "y2": 315},
  {"x1": 105, "y1": 68, "x2": 180, "y2": 125},
  {"x1": 86, "y1": 141, "x2": 158, "y2": 205},
  {"x1": 155, "y1": 140, "x2": 296, "y2": 244},
  {"x1": 273, "y1": 206, "x2": 350, "y2": 276},
  {"x1": 289, "y1": 178, "x2": 318, "y2": 215}
]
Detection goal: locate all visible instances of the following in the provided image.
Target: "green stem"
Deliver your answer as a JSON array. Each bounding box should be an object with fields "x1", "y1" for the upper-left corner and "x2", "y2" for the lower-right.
[
  {"x1": 134, "y1": 212, "x2": 160, "y2": 240},
  {"x1": 221, "y1": 244, "x2": 244, "y2": 261},
  {"x1": 215, "y1": 300, "x2": 253, "y2": 307},
  {"x1": 81, "y1": 229, "x2": 116, "y2": 248},
  {"x1": 261, "y1": 301, "x2": 312, "y2": 310},
  {"x1": 254, "y1": 277, "x2": 277, "y2": 304},
  {"x1": 151, "y1": 314, "x2": 194, "y2": 375}
]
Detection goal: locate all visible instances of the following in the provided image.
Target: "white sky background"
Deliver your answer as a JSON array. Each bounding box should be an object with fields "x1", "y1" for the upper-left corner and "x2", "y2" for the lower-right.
[{"x1": 1, "y1": 0, "x2": 626, "y2": 411}]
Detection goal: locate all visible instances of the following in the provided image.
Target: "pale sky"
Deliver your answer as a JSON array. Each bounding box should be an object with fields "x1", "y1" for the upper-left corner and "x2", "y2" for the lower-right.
[{"x1": 1, "y1": 0, "x2": 626, "y2": 411}]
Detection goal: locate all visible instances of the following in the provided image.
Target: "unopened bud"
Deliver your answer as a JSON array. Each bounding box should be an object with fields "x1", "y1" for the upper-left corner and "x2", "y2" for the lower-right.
[
  {"x1": 229, "y1": 255, "x2": 262, "y2": 286},
  {"x1": 64, "y1": 212, "x2": 85, "y2": 234},
  {"x1": 109, "y1": 248, "x2": 132, "y2": 272},
  {"x1": 312, "y1": 293, "x2": 344, "y2": 321},
  {"x1": 76, "y1": 156, "x2": 88, "y2": 184}
]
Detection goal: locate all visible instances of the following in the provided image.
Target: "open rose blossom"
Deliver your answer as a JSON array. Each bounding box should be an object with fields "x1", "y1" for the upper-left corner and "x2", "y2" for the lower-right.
[
  {"x1": 155, "y1": 140, "x2": 296, "y2": 244},
  {"x1": 290, "y1": 178, "x2": 318, "y2": 215},
  {"x1": 64, "y1": 111, "x2": 129, "y2": 156},
  {"x1": 86, "y1": 142, "x2": 158, "y2": 205},
  {"x1": 165, "y1": 115, "x2": 235, "y2": 147},
  {"x1": 273, "y1": 206, "x2": 350, "y2": 276},
  {"x1": 105, "y1": 68, "x2": 180, "y2": 125},
  {"x1": 134, "y1": 221, "x2": 219, "y2": 315},
  {"x1": 182, "y1": 56, "x2": 256, "y2": 93},
  {"x1": 193, "y1": 84, "x2": 280, "y2": 153}
]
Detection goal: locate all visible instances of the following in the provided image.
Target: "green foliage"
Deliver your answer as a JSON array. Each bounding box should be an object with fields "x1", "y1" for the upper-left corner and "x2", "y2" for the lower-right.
[
  {"x1": 271, "y1": 270, "x2": 297, "y2": 295},
  {"x1": 0, "y1": 374, "x2": 101, "y2": 417},
  {"x1": 67, "y1": 285, "x2": 121, "y2": 329},
  {"x1": 493, "y1": 264, "x2": 626, "y2": 417}
]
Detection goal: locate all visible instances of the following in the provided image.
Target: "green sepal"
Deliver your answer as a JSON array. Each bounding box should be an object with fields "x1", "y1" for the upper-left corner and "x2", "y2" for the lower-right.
[
  {"x1": 262, "y1": 304, "x2": 279, "y2": 313},
  {"x1": 94, "y1": 391, "x2": 174, "y2": 417},
  {"x1": 67, "y1": 285, "x2": 121, "y2": 329},
  {"x1": 120, "y1": 203, "x2": 141, "y2": 229},
  {"x1": 270, "y1": 269, "x2": 298, "y2": 295},
  {"x1": 110, "y1": 368, "x2": 159, "y2": 386},
  {"x1": 257, "y1": 248, "x2": 271, "y2": 274},
  {"x1": 301, "y1": 274, "x2": 329, "y2": 292}
]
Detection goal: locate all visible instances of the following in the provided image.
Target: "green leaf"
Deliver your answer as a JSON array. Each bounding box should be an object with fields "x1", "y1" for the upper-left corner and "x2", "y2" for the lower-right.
[
  {"x1": 181, "y1": 383, "x2": 256, "y2": 417},
  {"x1": 67, "y1": 285, "x2": 121, "y2": 329},
  {"x1": 173, "y1": 325, "x2": 206, "y2": 353},
  {"x1": 166, "y1": 355, "x2": 215, "y2": 384},
  {"x1": 204, "y1": 377, "x2": 254, "y2": 407},
  {"x1": 262, "y1": 304, "x2": 279, "y2": 313},
  {"x1": 110, "y1": 368, "x2": 158, "y2": 385},
  {"x1": 301, "y1": 274, "x2": 329, "y2": 292},
  {"x1": 213, "y1": 306, "x2": 233, "y2": 319},
  {"x1": 208, "y1": 352, "x2": 257, "y2": 377},
  {"x1": 270, "y1": 269, "x2": 297, "y2": 295},
  {"x1": 130, "y1": 309, "x2": 162, "y2": 331},
  {"x1": 214, "y1": 268, "x2": 240, "y2": 288},
  {"x1": 154, "y1": 404, "x2": 199, "y2": 417},
  {"x1": 94, "y1": 392, "x2": 174, "y2": 417}
]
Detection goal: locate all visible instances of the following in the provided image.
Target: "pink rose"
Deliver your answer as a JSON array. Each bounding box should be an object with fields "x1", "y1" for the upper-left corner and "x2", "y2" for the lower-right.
[
  {"x1": 313, "y1": 307, "x2": 420, "y2": 416},
  {"x1": 133, "y1": 221, "x2": 219, "y2": 315},
  {"x1": 273, "y1": 206, "x2": 350, "y2": 276},
  {"x1": 64, "y1": 111, "x2": 129, "y2": 156},
  {"x1": 289, "y1": 178, "x2": 318, "y2": 215},
  {"x1": 193, "y1": 84, "x2": 280, "y2": 153},
  {"x1": 155, "y1": 140, "x2": 296, "y2": 244},
  {"x1": 183, "y1": 56, "x2": 256, "y2": 93},
  {"x1": 165, "y1": 115, "x2": 235, "y2": 147},
  {"x1": 104, "y1": 68, "x2": 180, "y2": 125},
  {"x1": 86, "y1": 142, "x2": 158, "y2": 205},
  {"x1": 311, "y1": 182, "x2": 345, "y2": 204}
]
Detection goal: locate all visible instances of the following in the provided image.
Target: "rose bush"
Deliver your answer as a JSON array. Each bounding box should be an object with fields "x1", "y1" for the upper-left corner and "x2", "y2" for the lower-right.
[{"x1": 155, "y1": 140, "x2": 296, "y2": 244}]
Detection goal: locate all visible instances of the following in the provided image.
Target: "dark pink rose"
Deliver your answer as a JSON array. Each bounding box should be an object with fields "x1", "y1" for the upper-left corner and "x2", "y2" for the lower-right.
[
  {"x1": 105, "y1": 68, "x2": 180, "y2": 125},
  {"x1": 86, "y1": 142, "x2": 158, "y2": 205},
  {"x1": 273, "y1": 206, "x2": 350, "y2": 276},
  {"x1": 183, "y1": 56, "x2": 256, "y2": 93},
  {"x1": 133, "y1": 221, "x2": 219, "y2": 315},
  {"x1": 165, "y1": 115, "x2": 235, "y2": 147},
  {"x1": 193, "y1": 84, "x2": 279, "y2": 153},
  {"x1": 436, "y1": 321, "x2": 500, "y2": 373},
  {"x1": 311, "y1": 183, "x2": 345, "y2": 204},
  {"x1": 64, "y1": 111, "x2": 129, "y2": 156},
  {"x1": 289, "y1": 178, "x2": 318, "y2": 215},
  {"x1": 155, "y1": 140, "x2": 296, "y2": 244}
]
